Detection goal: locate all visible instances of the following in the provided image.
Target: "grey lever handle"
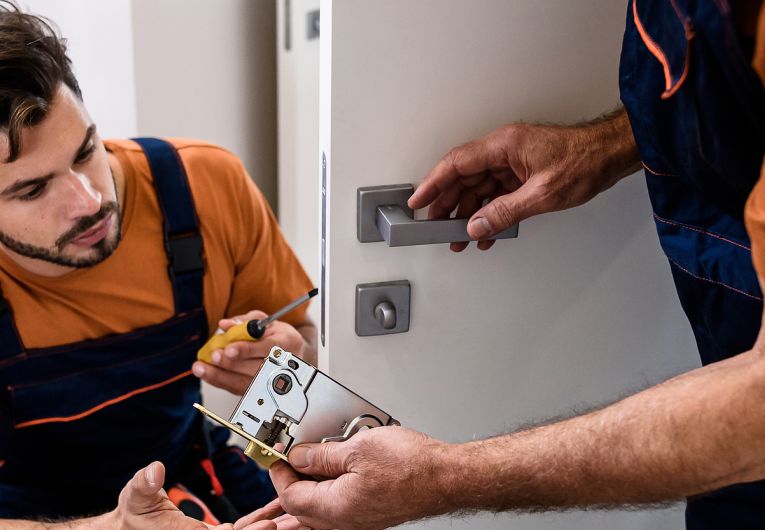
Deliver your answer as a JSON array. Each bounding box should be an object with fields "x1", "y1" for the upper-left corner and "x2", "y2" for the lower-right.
[
  {"x1": 376, "y1": 204, "x2": 519, "y2": 247},
  {"x1": 358, "y1": 184, "x2": 518, "y2": 246}
]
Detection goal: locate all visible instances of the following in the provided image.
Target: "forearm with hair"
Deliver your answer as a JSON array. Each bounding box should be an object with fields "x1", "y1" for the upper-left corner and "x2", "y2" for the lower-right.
[
  {"x1": 435, "y1": 347, "x2": 765, "y2": 513},
  {"x1": 0, "y1": 513, "x2": 112, "y2": 529},
  {"x1": 568, "y1": 107, "x2": 642, "y2": 193}
]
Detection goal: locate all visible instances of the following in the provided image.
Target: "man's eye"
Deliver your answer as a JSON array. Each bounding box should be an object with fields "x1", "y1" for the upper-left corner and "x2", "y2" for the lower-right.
[
  {"x1": 18, "y1": 183, "x2": 47, "y2": 201},
  {"x1": 75, "y1": 145, "x2": 96, "y2": 164}
]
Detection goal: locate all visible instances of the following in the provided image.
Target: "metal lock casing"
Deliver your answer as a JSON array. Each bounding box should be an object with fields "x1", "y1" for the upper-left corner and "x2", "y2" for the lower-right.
[{"x1": 195, "y1": 347, "x2": 399, "y2": 468}]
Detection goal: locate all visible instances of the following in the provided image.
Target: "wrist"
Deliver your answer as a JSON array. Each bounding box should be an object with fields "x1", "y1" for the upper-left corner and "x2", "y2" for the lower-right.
[
  {"x1": 40, "y1": 512, "x2": 116, "y2": 529},
  {"x1": 87, "y1": 511, "x2": 118, "y2": 530},
  {"x1": 578, "y1": 108, "x2": 641, "y2": 184},
  {"x1": 427, "y1": 440, "x2": 482, "y2": 516}
]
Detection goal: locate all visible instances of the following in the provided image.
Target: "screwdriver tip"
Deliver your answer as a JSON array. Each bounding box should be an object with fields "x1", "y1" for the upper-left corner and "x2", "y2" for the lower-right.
[{"x1": 309, "y1": 288, "x2": 319, "y2": 298}]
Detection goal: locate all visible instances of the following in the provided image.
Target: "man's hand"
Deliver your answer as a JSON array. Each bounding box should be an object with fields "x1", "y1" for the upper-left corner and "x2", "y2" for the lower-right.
[
  {"x1": 409, "y1": 108, "x2": 641, "y2": 251},
  {"x1": 269, "y1": 427, "x2": 452, "y2": 530},
  {"x1": 193, "y1": 310, "x2": 312, "y2": 395},
  {"x1": 106, "y1": 461, "x2": 252, "y2": 530},
  {"x1": 0, "y1": 462, "x2": 282, "y2": 529},
  {"x1": 234, "y1": 499, "x2": 304, "y2": 530}
]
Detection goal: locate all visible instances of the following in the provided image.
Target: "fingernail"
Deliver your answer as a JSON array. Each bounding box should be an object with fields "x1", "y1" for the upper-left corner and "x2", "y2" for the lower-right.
[
  {"x1": 288, "y1": 446, "x2": 311, "y2": 468},
  {"x1": 225, "y1": 347, "x2": 238, "y2": 358},
  {"x1": 468, "y1": 217, "x2": 491, "y2": 239},
  {"x1": 212, "y1": 351, "x2": 221, "y2": 364},
  {"x1": 192, "y1": 363, "x2": 205, "y2": 377},
  {"x1": 146, "y1": 462, "x2": 158, "y2": 487}
]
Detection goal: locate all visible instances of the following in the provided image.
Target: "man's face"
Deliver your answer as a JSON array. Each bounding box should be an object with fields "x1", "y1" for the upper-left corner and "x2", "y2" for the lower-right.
[{"x1": 0, "y1": 84, "x2": 120, "y2": 276}]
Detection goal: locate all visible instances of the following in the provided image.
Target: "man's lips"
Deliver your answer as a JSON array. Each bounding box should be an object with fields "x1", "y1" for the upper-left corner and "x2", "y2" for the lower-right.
[{"x1": 70, "y1": 215, "x2": 113, "y2": 247}]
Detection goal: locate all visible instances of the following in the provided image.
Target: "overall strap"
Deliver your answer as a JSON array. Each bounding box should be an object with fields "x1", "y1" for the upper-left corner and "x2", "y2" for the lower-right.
[
  {"x1": 132, "y1": 138, "x2": 205, "y2": 314},
  {"x1": 0, "y1": 287, "x2": 23, "y2": 357}
]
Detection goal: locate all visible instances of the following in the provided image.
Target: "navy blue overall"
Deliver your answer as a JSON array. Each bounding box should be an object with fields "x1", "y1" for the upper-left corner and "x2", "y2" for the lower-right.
[
  {"x1": 620, "y1": 0, "x2": 765, "y2": 527},
  {"x1": 0, "y1": 138, "x2": 274, "y2": 520}
]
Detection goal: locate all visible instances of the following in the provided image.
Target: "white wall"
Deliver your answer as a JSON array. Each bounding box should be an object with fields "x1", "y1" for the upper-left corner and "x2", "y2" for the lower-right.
[
  {"x1": 131, "y1": 0, "x2": 278, "y2": 207},
  {"x1": 20, "y1": 0, "x2": 138, "y2": 138}
]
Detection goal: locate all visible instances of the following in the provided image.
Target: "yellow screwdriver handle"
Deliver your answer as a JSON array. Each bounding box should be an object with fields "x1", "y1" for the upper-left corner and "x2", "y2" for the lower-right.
[{"x1": 197, "y1": 322, "x2": 256, "y2": 363}]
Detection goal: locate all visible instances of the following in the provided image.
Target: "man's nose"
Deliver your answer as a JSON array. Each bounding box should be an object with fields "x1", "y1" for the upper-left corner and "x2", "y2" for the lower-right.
[{"x1": 63, "y1": 171, "x2": 101, "y2": 219}]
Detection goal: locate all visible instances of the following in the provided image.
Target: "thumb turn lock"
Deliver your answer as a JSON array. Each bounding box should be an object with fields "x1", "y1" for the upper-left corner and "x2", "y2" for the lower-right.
[
  {"x1": 374, "y1": 301, "x2": 396, "y2": 329},
  {"x1": 355, "y1": 280, "x2": 410, "y2": 336}
]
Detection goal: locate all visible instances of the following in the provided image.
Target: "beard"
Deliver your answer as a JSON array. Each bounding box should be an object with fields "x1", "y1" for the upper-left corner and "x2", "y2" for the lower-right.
[{"x1": 0, "y1": 201, "x2": 122, "y2": 268}]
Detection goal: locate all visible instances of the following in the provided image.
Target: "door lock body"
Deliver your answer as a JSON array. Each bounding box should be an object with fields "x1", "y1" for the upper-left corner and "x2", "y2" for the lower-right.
[{"x1": 195, "y1": 347, "x2": 398, "y2": 467}]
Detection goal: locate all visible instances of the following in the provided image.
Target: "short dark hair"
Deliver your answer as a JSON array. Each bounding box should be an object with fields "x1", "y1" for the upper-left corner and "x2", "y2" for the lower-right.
[{"x1": 0, "y1": 0, "x2": 81, "y2": 162}]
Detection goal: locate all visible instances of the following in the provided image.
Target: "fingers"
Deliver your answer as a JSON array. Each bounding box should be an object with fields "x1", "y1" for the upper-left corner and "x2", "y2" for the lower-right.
[
  {"x1": 234, "y1": 498, "x2": 308, "y2": 530},
  {"x1": 286, "y1": 442, "x2": 351, "y2": 479},
  {"x1": 235, "y1": 498, "x2": 284, "y2": 530},
  {"x1": 238, "y1": 522, "x2": 277, "y2": 530},
  {"x1": 269, "y1": 460, "x2": 304, "y2": 495},
  {"x1": 195, "y1": 352, "x2": 266, "y2": 377},
  {"x1": 273, "y1": 481, "x2": 330, "y2": 529},
  {"x1": 409, "y1": 140, "x2": 495, "y2": 210},
  {"x1": 477, "y1": 239, "x2": 496, "y2": 251},
  {"x1": 449, "y1": 184, "x2": 490, "y2": 252},
  {"x1": 193, "y1": 361, "x2": 252, "y2": 395},
  {"x1": 212, "y1": 322, "x2": 305, "y2": 364},
  {"x1": 269, "y1": 459, "x2": 346, "y2": 530},
  {"x1": 272, "y1": 514, "x2": 307, "y2": 530},
  {"x1": 219, "y1": 310, "x2": 268, "y2": 331},
  {"x1": 467, "y1": 181, "x2": 539, "y2": 239},
  {"x1": 269, "y1": 459, "x2": 331, "y2": 514},
  {"x1": 427, "y1": 180, "x2": 465, "y2": 220},
  {"x1": 119, "y1": 461, "x2": 166, "y2": 514},
  {"x1": 238, "y1": 516, "x2": 304, "y2": 530},
  {"x1": 194, "y1": 320, "x2": 307, "y2": 394}
]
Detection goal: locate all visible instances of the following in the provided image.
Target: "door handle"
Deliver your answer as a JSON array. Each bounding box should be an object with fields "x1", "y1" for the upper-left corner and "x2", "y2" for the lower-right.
[{"x1": 357, "y1": 184, "x2": 519, "y2": 246}]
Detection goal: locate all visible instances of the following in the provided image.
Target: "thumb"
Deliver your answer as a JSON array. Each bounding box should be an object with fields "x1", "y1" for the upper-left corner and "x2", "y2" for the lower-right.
[
  {"x1": 121, "y1": 461, "x2": 166, "y2": 512},
  {"x1": 467, "y1": 184, "x2": 539, "y2": 239},
  {"x1": 288, "y1": 442, "x2": 350, "y2": 478}
]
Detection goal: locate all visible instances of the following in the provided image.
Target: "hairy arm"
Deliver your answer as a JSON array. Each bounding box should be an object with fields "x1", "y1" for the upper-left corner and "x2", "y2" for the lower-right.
[
  {"x1": 439, "y1": 343, "x2": 765, "y2": 512},
  {"x1": 0, "y1": 515, "x2": 112, "y2": 529},
  {"x1": 272, "y1": 328, "x2": 765, "y2": 529},
  {"x1": 408, "y1": 107, "x2": 642, "y2": 250},
  {"x1": 445, "y1": 6, "x2": 765, "y2": 511}
]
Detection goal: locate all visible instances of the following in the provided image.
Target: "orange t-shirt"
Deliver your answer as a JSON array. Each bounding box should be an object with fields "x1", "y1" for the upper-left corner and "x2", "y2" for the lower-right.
[
  {"x1": 0, "y1": 139, "x2": 313, "y2": 349},
  {"x1": 746, "y1": 165, "x2": 765, "y2": 277},
  {"x1": 746, "y1": 6, "x2": 765, "y2": 277}
]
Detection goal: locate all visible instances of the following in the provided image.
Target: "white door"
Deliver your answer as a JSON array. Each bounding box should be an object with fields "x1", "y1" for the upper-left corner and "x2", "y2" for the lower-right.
[
  {"x1": 277, "y1": 0, "x2": 321, "y2": 326},
  {"x1": 320, "y1": 1, "x2": 699, "y2": 528}
]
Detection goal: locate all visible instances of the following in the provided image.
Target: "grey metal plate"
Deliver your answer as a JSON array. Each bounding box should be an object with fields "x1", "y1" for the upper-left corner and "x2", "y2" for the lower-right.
[
  {"x1": 357, "y1": 184, "x2": 414, "y2": 242},
  {"x1": 355, "y1": 280, "x2": 411, "y2": 336}
]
